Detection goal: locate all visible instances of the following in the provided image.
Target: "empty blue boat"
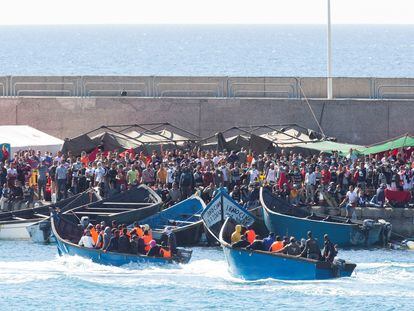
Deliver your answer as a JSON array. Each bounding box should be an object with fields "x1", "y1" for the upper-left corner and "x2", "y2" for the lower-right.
[
  {"x1": 139, "y1": 196, "x2": 206, "y2": 246},
  {"x1": 261, "y1": 187, "x2": 389, "y2": 247}
]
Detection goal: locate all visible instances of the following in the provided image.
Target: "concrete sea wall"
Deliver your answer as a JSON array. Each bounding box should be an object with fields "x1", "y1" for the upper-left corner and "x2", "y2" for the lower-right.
[{"x1": 0, "y1": 96, "x2": 413, "y2": 144}]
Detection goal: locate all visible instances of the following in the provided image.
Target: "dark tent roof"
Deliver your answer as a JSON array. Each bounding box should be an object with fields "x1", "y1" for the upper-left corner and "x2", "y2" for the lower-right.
[
  {"x1": 61, "y1": 134, "x2": 99, "y2": 155},
  {"x1": 92, "y1": 132, "x2": 141, "y2": 152}
]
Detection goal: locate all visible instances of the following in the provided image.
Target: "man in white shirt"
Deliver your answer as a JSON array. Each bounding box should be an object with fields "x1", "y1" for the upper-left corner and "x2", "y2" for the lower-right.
[
  {"x1": 340, "y1": 185, "x2": 358, "y2": 219},
  {"x1": 94, "y1": 162, "x2": 106, "y2": 186},
  {"x1": 248, "y1": 164, "x2": 259, "y2": 184},
  {"x1": 265, "y1": 163, "x2": 276, "y2": 184},
  {"x1": 304, "y1": 168, "x2": 317, "y2": 204},
  {"x1": 78, "y1": 231, "x2": 95, "y2": 248}
]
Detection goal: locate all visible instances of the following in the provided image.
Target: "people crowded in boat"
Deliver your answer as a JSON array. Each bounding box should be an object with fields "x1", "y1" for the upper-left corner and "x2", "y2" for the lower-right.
[
  {"x1": 77, "y1": 220, "x2": 177, "y2": 259},
  {"x1": 230, "y1": 226, "x2": 338, "y2": 263}
]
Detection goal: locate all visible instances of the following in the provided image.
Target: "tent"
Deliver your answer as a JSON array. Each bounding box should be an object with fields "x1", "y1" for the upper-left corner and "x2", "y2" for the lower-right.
[
  {"x1": 294, "y1": 140, "x2": 363, "y2": 155},
  {"x1": 0, "y1": 125, "x2": 63, "y2": 154},
  {"x1": 61, "y1": 134, "x2": 100, "y2": 155},
  {"x1": 358, "y1": 134, "x2": 414, "y2": 155}
]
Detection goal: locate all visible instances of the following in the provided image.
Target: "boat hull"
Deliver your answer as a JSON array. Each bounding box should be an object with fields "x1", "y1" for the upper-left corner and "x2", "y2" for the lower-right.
[
  {"x1": 222, "y1": 245, "x2": 354, "y2": 280},
  {"x1": 0, "y1": 220, "x2": 38, "y2": 239},
  {"x1": 261, "y1": 189, "x2": 383, "y2": 247}
]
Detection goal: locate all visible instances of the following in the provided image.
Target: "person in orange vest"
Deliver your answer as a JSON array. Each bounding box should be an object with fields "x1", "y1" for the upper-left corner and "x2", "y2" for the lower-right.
[
  {"x1": 143, "y1": 230, "x2": 152, "y2": 252},
  {"x1": 87, "y1": 224, "x2": 99, "y2": 245},
  {"x1": 131, "y1": 221, "x2": 144, "y2": 238},
  {"x1": 269, "y1": 236, "x2": 284, "y2": 252},
  {"x1": 160, "y1": 242, "x2": 172, "y2": 258},
  {"x1": 245, "y1": 226, "x2": 256, "y2": 244},
  {"x1": 95, "y1": 225, "x2": 104, "y2": 249}
]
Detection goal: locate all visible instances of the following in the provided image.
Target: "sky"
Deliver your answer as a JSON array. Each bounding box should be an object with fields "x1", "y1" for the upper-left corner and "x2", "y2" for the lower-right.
[{"x1": 0, "y1": 0, "x2": 413, "y2": 25}]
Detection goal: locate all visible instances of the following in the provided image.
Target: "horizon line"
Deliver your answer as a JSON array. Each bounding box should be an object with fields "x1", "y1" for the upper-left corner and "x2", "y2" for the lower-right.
[{"x1": 0, "y1": 23, "x2": 413, "y2": 26}]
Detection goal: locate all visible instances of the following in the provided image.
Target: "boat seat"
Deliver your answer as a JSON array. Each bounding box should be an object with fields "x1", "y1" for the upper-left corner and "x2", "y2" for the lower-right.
[
  {"x1": 74, "y1": 211, "x2": 113, "y2": 215},
  {"x1": 169, "y1": 220, "x2": 193, "y2": 224},
  {"x1": 33, "y1": 213, "x2": 49, "y2": 219},
  {"x1": 102, "y1": 202, "x2": 150, "y2": 206}
]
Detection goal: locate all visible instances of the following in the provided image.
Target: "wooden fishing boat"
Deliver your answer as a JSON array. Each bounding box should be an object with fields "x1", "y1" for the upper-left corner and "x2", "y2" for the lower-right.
[
  {"x1": 0, "y1": 191, "x2": 98, "y2": 240},
  {"x1": 260, "y1": 187, "x2": 391, "y2": 248},
  {"x1": 219, "y1": 217, "x2": 356, "y2": 280},
  {"x1": 139, "y1": 196, "x2": 206, "y2": 246},
  {"x1": 64, "y1": 185, "x2": 162, "y2": 224},
  {"x1": 51, "y1": 211, "x2": 192, "y2": 265}
]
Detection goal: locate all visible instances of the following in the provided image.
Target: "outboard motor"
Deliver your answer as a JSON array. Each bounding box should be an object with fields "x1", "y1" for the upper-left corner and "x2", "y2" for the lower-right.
[
  {"x1": 378, "y1": 219, "x2": 392, "y2": 245},
  {"x1": 362, "y1": 219, "x2": 374, "y2": 229},
  {"x1": 80, "y1": 216, "x2": 90, "y2": 229}
]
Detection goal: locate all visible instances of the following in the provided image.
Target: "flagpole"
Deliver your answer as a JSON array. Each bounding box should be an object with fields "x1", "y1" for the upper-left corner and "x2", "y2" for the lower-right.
[{"x1": 327, "y1": 0, "x2": 333, "y2": 99}]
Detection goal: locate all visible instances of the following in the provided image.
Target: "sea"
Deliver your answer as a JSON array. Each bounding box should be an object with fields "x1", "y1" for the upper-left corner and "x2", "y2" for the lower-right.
[
  {"x1": 1, "y1": 25, "x2": 414, "y2": 310},
  {"x1": 1, "y1": 241, "x2": 414, "y2": 310},
  {"x1": 0, "y1": 25, "x2": 413, "y2": 76}
]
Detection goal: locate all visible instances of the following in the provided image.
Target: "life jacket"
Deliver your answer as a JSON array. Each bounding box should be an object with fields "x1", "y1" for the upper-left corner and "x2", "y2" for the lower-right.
[
  {"x1": 161, "y1": 247, "x2": 172, "y2": 258},
  {"x1": 246, "y1": 229, "x2": 256, "y2": 244},
  {"x1": 96, "y1": 231, "x2": 104, "y2": 248},
  {"x1": 143, "y1": 234, "x2": 152, "y2": 252},
  {"x1": 133, "y1": 226, "x2": 144, "y2": 238},
  {"x1": 270, "y1": 241, "x2": 284, "y2": 252},
  {"x1": 90, "y1": 227, "x2": 99, "y2": 244}
]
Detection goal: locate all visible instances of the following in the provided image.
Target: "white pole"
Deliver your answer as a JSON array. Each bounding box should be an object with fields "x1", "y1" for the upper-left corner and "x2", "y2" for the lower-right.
[{"x1": 327, "y1": 0, "x2": 333, "y2": 99}]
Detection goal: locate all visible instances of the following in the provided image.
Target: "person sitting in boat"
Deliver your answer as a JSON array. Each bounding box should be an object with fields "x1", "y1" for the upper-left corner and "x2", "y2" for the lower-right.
[
  {"x1": 322, "y1": 234, "x2": 338, "y2": 263},
  {"x1": 160, "y1": 241, "x2": 172, "y2": 258},
  {"x1": 161, "y1": 226, "x2": 177, "y2": 255},
  {"x1": 118, "y1": 228, "x2": 131, "y2": 253},
  {"x1": 95, "y1": 225, "x2": 105, "y2": 249},
  {"x1": 101, "y1": 227, "x2": 112, "y2": 250},
  {"x1": 246, "y1": 235, "x2": 265, "y2": 251},
  {"x1": 104, "y1": 229, "x2": 119, "y2": 252},
  {"x1": 130, "y1": 234, "x2": 147, "y2": 255},
  {"x1": 269, "y1": 236, "x2": 284, "y2": 252},
  {"x1": 262, "y1": 232, "x2": 275, "y2": 251},
  {"x1": 78, "y1": 230, "x2": 95, "y2": 248},
  {"x1": 231, "y1": 225, "x2": 242, "y2": 244},
  {"x1": 231, "y1": 235, "x2": 250, "y2": 248},
  {"x1": 130, "y1": 221, "x2": 144, "y2": 238},
  {"x1": 245, "y1": 226, "x2": 256, "y2": 244},
  {"x1": 299, "y1": 231, "x2": 321, "y2": 260},
  {"x1": 274, "y1": 237, "x2": 301, "y2": 256},
  {"x1": 147, "y1": 240, "x2": 162, "y2": 257},
  {"x1": 143, "y1": 229, "x2": 153, "y2": 252}
]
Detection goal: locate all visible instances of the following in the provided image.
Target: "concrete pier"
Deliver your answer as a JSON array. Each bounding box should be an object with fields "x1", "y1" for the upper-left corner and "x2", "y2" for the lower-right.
[{"x1": 0, "y1": 76, "x2": 413, "y2": 143}]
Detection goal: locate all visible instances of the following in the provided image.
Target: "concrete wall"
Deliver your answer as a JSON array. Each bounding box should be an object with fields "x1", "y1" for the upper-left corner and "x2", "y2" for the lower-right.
[
  {"x1": 1, "y1": 76, "x2": 414, "y2": 99},
  {"x1": 0, "y1": 97, "x2": 413, "y2": 144}
]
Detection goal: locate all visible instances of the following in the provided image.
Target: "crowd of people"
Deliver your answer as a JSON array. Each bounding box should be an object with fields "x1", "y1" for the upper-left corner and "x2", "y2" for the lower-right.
[
  {"x1": 1, "y1": 146, "x2": 413, "y2": 215},
  {"x1": 231, "y1": 225, "x2": 338, "y2": 263},
  {"x1": 77, "y1": 217, "x2": 177, "y2": 258}
]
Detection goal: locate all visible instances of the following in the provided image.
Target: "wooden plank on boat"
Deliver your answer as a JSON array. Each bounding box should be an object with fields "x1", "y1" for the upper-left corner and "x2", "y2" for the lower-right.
[
  {"x1": 102, "y1": 202, "x2": 150, "y2": 206},
  {"x1": 74, "y1": 211, "x2": 114, "y2": 215},
  {"x1": 12, "y1": 216, "x2": 27, "y2": 221},
  {"x1": 33, "y1": 213, "x2": 50, "y2": 219}
]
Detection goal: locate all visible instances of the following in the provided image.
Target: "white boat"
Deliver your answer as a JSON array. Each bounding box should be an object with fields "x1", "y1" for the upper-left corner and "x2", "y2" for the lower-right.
[{"x1": 0, "y1": 219, "x2": 38, "y2": 239}]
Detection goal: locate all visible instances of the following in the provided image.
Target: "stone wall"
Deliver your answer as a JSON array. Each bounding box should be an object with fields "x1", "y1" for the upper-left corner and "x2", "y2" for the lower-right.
[{"x1": 0, "y1": 96, "x2": 413, "y2": 144}]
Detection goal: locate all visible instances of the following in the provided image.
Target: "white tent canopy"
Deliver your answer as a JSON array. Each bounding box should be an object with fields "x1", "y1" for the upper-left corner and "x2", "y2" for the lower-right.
[{"x1": 0, "y1": 125, "x2": 63, "y2": 154}]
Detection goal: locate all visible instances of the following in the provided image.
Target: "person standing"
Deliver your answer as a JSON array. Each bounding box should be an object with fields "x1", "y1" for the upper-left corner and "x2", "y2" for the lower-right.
[
  {"x1": 55, "y1": 162, "x2": 68, "y2": 201},
  {"x1": 37, "y1": 160, "x2": 48, "y2": 200}
]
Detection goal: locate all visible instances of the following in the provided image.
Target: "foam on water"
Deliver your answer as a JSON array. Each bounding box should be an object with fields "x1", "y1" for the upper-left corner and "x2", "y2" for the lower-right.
[{"x1": 1, "y1": 241, "x2": 414, "y2": 310}]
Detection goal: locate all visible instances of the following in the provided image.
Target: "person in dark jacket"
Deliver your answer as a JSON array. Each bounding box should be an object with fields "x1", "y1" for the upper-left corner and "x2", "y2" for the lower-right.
[
  {"x1": 322, "y1": 234, "x2": 337, "y2": 263},
  {"x1": 262, "y1": 232, "x2": 275, "y2": 251},
  {"x1": 246, "y1": 235, "x2": 265, "y2": 251},
  {"x1": 232, "y1": 235, "x2": 250, "y2": 248},
  {"x1": 105, "y1": 229, "x2": 119, "y2": 252},
  {"x1": 118, "y1": 228, "x2": 131, "y2": 253},
  {"x1": 299, "y1": 231, "x2": 321, "y2": 260}
]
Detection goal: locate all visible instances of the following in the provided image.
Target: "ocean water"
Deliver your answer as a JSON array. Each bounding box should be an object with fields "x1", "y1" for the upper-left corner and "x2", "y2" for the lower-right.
[
  {"x1": 1, "y1": 241, "x2": 414, "y2": 310},
  {"x1": 0, "y1": 25, "x2": 413, "y2": 76}
]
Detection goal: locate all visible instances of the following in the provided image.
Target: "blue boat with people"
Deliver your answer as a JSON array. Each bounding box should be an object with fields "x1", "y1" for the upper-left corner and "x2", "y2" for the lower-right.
[
  {"x1": 138, "y1": 196, "x2": 206, "y2": 246},
  {"x1": 260, "y1": 187, "x2": 391, "y2": 247},
  {"x1": 51, "y1": 211, "x2": 193, "y2": 266},
  {"x1": 201, "y1": 189, "x2": 356, "y2": 280},
  {"x1": 219, "y1": 218, "x2": 356, "y2": 280}
]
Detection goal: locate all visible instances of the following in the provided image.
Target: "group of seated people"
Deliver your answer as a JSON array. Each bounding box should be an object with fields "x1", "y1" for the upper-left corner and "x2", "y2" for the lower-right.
[
  {"x1": 78, "y1": 219, "x2": 177, "y2": 258},
  {"x1": 231, "y1": 225, "x2": 337, "y2": 263}
]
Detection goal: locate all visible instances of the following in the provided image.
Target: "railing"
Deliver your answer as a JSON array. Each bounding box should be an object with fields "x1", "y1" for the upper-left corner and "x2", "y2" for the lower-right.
[{"x1": 0, "y1": 76, "x2": 413, "y2": 99}]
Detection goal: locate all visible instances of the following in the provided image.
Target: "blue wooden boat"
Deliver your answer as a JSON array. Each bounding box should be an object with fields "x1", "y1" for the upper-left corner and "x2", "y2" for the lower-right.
[
  {"x1": 51, "y1": 211, "x2": 192, "y2": 266},
  {"x1": 260, "y1": 187, "x2": 390, "y2": 248},
  {"x1": 219, "y1": 218, "x2": 356, "y2": 280},
  {"x1": 139, "y1": 196, "x2": 206, "y2": 246}
]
